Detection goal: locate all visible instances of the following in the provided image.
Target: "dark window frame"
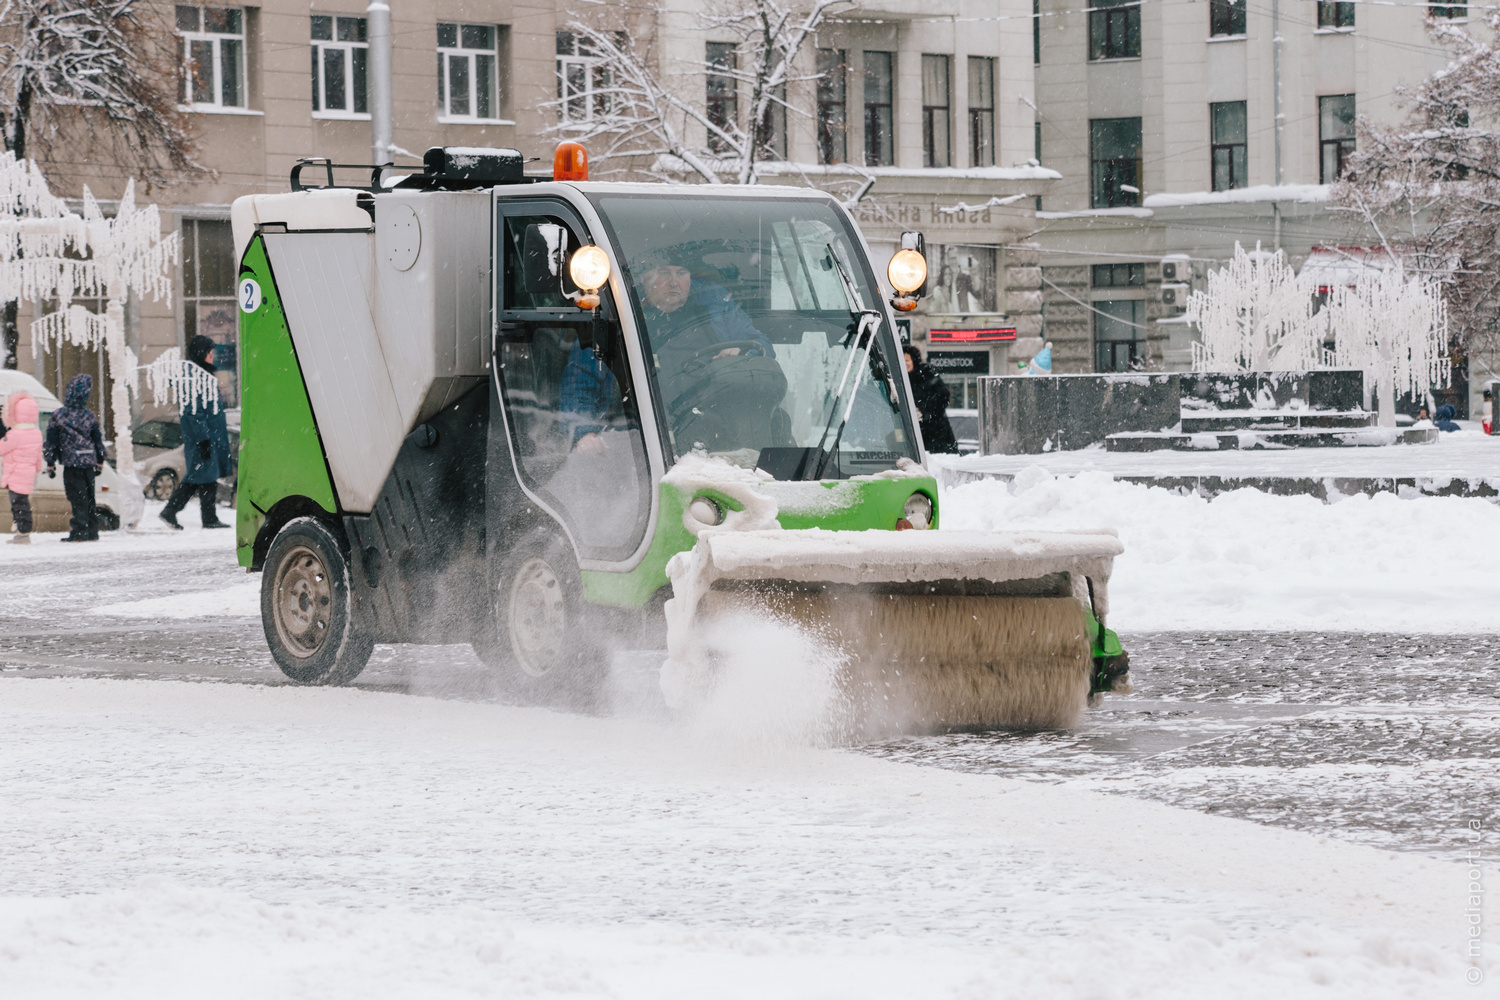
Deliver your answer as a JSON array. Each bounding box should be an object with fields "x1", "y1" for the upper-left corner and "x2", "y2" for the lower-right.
[
  {"x1": 921, "y1": 54, "x2": 951, "y2": 168},
  {"x1": 706, "y1": 41, "x2": 738, "y2": 154},
  {"x1": 1090, "y1": 116, "x2": 1143, "y2": 208},
  {"x1": 1089, "y1": 0, "x2": 1141, "y2": 61},
  {"x1": 1319, "y1": 93, "x2": 1356, "y2": 183},
  {"x1": 1209, "y1": 0, "x2": 1246, "y2": 36},
  {"x1": 1210, "y1": 100, "x2": 1247, "y2": 191},
  {"x1": 968, "y1": 55, "x2": 995, "y2": 167},
  {"x1": 1427, "y1": 3, "x2": 1467, "y2": 17},
  {"x1": 1316, "y1": 1, "x2": 1355, "y2": 28},
  {"x1": 816, "y1": 48, "x2": 847, "y2": 165},
  {"x1": 863, "y1": 50, "x2": 894, "y2": 167}
]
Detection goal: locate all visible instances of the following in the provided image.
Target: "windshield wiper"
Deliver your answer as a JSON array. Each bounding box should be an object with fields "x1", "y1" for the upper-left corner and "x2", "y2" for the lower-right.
[{"x1": 809, "y1": 243, "x2": 884, "y2": 480}]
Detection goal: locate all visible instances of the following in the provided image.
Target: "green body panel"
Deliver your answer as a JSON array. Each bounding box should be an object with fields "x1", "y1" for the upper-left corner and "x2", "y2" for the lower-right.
[
  {"x1": 580, "y1": 475, "x2": 941, "y2": 608},
  {"x1": 234, "y1": 235, "x2": 338, "y2": 566}
]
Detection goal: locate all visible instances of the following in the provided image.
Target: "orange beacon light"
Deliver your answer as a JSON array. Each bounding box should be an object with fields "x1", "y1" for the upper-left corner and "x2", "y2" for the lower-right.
[{"x1": 553, "y1": 142, "x2": 589, "y2": 182}]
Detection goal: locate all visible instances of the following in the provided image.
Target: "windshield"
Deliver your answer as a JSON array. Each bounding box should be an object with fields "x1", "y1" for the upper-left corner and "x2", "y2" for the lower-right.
[{"x1": 592, "y1": 194, "x2": 915, "y2": 479}]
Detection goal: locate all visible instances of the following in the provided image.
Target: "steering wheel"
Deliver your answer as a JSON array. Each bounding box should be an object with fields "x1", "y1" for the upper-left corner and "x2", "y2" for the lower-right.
[{"x1": 681, "y1": 340, "x2": 768, "y2": 365}]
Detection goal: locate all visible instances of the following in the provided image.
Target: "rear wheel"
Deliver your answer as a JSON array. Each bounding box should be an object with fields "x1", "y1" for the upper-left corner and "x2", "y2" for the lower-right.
[
  {"x1": 476, "y1": 532, "x2": 605, "y2": 709},
  {"x1": 261, "y1": 517, "x2": 372, "y2": 685},
  {"x1": 146, "y1": 468, "x2": 178, "y2": 501}
]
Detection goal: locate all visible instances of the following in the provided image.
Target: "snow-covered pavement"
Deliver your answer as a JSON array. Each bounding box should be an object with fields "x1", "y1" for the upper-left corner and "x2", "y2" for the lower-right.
[{"x1": 0, "y1": 678, "x2": 1486, "y2": 999}]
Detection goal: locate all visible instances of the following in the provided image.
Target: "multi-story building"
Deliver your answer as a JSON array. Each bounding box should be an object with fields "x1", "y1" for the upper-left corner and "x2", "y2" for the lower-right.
[
  {"x1": 1031, "y1": 0, "x2": 1484, "y2": 411},
  {"x1": 19, "y1": 0, "x2": 1053, "y2": 428}
]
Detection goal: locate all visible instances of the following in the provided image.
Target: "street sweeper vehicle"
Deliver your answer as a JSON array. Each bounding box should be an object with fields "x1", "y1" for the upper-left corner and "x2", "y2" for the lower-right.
[{"x1": 230, "y1": 144, "x2": 1130, "y2": 732}]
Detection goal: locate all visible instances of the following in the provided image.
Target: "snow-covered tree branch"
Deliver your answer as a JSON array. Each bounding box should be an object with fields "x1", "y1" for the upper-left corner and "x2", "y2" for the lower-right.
[
  {"x1": 1331, "y1": 11, "x2": 1500, "y2": 383},
  {"x1": 545, "y1": 0, "x2": 852, "y2": 185},
  {"x1": 1186, "y1": 243, "x2": 1321, "y2": 373}
]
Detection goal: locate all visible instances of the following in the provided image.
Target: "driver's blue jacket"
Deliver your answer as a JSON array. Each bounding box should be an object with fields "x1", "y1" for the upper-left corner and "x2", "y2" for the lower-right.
[{"x1": 559, "y1": 282, "x2": 771, "y2": 440}]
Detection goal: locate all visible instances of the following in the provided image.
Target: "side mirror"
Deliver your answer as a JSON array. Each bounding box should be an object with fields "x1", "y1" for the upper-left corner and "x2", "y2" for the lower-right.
[{"x1": 521, "y1": 223, "x2": 569, "y2": 293}]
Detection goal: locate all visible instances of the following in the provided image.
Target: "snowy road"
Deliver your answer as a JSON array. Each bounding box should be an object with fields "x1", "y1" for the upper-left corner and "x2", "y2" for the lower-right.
[{"x1": 0, "y1": 513, "x2": 1495, "y2": 996}]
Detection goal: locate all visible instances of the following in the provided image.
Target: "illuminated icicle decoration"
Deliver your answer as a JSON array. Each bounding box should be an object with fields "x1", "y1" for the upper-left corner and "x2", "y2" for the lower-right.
[
  {"x1": 140, "y1": 348, "x2": 221, "y2": 414},
  {"x1": 1186, "y1": 242, "x2": 1321, "y2": 373},
  {"x1": 1326, "y1": 262, "x2": 1448, "y2": 428},
  {"x1": 30, "y1": 303, "x2": 110, "y2": 354}
]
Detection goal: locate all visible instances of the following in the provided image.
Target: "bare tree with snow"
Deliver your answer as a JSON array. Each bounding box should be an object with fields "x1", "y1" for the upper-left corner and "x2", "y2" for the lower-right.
[
  {"x1": 1186, "y1": 242, "x2": 1322, "y2": 373},
  {"x1": 1331, "y1": 10, "x2": 1500, "y2": 389},
  {"x1": 547, "y1": 0, "x2": 852, "y2": 185}
]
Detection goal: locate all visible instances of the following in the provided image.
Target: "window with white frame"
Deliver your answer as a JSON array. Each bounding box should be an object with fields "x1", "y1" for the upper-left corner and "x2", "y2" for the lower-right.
[
  {"x1": 176, "y1": 5, "x2": 245, "y2": 109},
  {"x1": 556, "y1": 31, "x2": 616, "y2": 124},
  {"x1": 437, "y1": 23, "x2": 499, "y2": 121},
  {"x1": 312, "y1": 15, "x2": 367, "y2": 117}
]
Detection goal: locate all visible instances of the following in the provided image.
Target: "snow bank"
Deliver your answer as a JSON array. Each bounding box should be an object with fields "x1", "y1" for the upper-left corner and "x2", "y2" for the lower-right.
[
  {"x1": 0, "y1": 679, "x2": 1481, "y2": 999},
  {"x1": 941, "y1": 468, "x2": 1500, "y2": 633}
]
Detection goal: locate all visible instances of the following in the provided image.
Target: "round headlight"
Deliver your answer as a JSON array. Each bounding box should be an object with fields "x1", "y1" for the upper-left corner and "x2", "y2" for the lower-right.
[
  {"x1": 688, "y1": 495, "x2": 724, "y2": 527},
  {"x1": 903, "y1": 492, "x2": 933, "y2": 529},
  {"x1": 569, "y1": 245, "x2": 611, "y2": 292},
  {"x1": 887, "y1": 249, "x2": 928, "y2": 295}
]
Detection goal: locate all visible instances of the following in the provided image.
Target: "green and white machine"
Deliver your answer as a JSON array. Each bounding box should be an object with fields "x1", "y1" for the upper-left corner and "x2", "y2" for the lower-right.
[{"x1": 231, "y1": 145, "x2": 1129, "y2": 732}]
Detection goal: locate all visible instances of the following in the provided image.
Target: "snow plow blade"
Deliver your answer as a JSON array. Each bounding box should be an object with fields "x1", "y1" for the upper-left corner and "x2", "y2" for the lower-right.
[{"x1": 663, "y1": 529, "x2": 1125, "y2": 734}]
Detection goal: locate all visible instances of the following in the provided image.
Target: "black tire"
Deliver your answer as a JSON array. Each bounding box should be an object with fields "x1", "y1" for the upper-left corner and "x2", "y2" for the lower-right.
[
  {"x1": 476, "y1": 531, "x2": 606, "y2": 709},
  {"x1": 261, "y1": 516, "x2": 373, "y2": 685},
  {"x1": 96, "y1": 507, "x2": 121, "y2": 532},
  {"x1": 146, "y1": 468, "x2": 178, "y2": 501}
]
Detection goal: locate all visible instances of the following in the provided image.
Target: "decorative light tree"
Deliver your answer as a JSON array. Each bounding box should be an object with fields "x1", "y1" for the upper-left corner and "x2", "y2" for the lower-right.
[
  {"x1": 1325, "y1": 262, "x2": 1448, "y2": 428},
  {"x1": 0, "y1": 151, "x2": 183, "y2": 484},
  {"x1": 1186, "y1": 242, "x2": 1322, "y2": 372}
]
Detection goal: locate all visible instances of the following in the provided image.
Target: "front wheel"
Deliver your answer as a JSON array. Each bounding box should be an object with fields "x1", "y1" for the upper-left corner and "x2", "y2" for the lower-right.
[
  {"x1": 475, "y1": 532, "x2": 605, "y2": 710},
  {"x1": 261, "y1": 516, "x2": 373, "y2": 685}
]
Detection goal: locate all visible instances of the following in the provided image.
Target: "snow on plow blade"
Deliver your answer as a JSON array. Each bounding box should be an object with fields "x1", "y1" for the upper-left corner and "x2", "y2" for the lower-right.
[{"x1": 663, "y1": 529, "x2": 1124, "y2": 734}]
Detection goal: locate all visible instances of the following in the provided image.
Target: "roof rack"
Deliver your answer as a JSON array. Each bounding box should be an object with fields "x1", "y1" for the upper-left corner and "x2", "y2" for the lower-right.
[{"x1": 290, "y1": 147, "x2": 537, "y2": 193}]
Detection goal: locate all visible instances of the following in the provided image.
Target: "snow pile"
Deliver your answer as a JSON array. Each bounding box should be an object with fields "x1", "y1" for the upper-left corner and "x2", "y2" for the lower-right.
[
  {"x1": 941, "y1": 467, "x2": 1500, "y2": 633},
  {"x1": 92, "y1": 580, "x2": 258, "y2": 619}
]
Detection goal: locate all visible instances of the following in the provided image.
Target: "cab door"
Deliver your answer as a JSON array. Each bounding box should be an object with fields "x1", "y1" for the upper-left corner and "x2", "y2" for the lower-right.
[{"x1": 490, "y1": 199, "x2": 652, "y2": 565}]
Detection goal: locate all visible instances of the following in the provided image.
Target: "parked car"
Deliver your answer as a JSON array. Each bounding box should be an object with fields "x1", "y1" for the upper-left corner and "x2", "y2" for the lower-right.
[
  {"x1": 947, "y1": 408, "x2": 980, "y2": 454},
  {"x1": 0, "y1": 370, "x2": 145, "y2": 531},
  {"x1": 134, "y1": 409, "x2": 240, "y2": 502}
]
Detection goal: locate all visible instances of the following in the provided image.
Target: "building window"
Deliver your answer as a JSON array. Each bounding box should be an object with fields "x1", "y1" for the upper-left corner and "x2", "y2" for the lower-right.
[
  {"x1": 1316, "y1": 1, "x2": 1354, "y2": 28},
  {"x1": 1034, "y1": 0, "x2": 1041, "y2": 64},
  {"x1": 1090, "y1": 117, "x2": 1142, "y2": 208},
  {"x1": 181, "y1": 219, "x2": 239, "y2": 407},
  {"x1": 1210, "y1": 101, "x2": 1247, "y2": 191},
  {"x1": 863, "y1": 51, "x2": 894, "y2": 167},
  {"x1": 176, "y1": 6, "x2": 244, "y2": 109},
  {"x1": 757, "y1": 84, "x2": 787, "y2": 160},
  {"x1": 311, "y1": 15, "x2": 367, "y2": 117},
  {"x1": 706, "y1": 42, "x2": 737, "y2": 153},
  {"x1": 1034, "y1": 121, "x2": 1043, "y2": 209},
  {"x1": 1209, "y1": 0, "x2": 1246, "y2": 36},
  {"x1": 1089, "y1": 0, "x2": 1141, "y2": 60},
  {"x1": 556, "y1": 31, "x2": 613, "y2": 124},
  {"x1": 1093, "y1": 263, "x2": 1145, "y2": 287},
  {"x1": 1093, "y1": 299, "x2": 1144, "y2": 372},
  {"x1": 438, "y1": 23, "x2": 498, "y2": 121},
  {"x1": 968, "y1": 56, "x2": 995, "y2": 168},
  {"x1": 816, "y1": 48, "x2": 847, "y2": 165},
  {"x1": 1427, "y1": 3, "x2": 1466, "y2": 17},
  {"x1": 1319, "y1": 94, "x2": 1355, "y2": 182},
  {"x1": 921, "y1": 55, "x2": 950, "y2": 168}
]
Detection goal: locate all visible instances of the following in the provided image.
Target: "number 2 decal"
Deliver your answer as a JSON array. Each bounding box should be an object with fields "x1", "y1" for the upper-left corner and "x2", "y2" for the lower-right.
[{"x1": 239, "y1": 277, "x2": 262, "y2": 314}]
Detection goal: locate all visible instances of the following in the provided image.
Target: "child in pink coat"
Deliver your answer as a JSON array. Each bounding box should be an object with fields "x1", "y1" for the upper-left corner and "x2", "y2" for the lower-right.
[{"x1": 0, "y1": 392, "x2": 45, "y2": 543}]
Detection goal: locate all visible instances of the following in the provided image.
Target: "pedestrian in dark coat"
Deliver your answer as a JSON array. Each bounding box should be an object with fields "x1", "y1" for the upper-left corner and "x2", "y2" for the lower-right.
[
  {"x1": 160, "y1": 336, "x2": 232, "y2": 530},
  {"x1": 902, "y1": 345, "x2": 958, "y2": 454},
  {"x1": 43, "y1": 373, "x2": 107, "y2": 541}
]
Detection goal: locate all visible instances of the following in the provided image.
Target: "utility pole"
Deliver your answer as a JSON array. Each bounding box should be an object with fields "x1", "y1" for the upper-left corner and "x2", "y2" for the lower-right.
[
  {"x1": 368, "y1": 0, "x2": 393, "y2": 169},
  {"x1": 1272, "y1": 0, "x2": 1283, "y2": 250}
]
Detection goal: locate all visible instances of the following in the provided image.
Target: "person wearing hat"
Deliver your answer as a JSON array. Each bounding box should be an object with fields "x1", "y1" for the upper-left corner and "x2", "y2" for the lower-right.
[
  {"x1": 43, "y1": 373, "x2": 107, "y2": 541},
  {"x1": 160, "y1": 335, "x2": 232, "y2": 530},
  {"x1": 562, "y1": 245, "x2": 775, "y2": 454}
]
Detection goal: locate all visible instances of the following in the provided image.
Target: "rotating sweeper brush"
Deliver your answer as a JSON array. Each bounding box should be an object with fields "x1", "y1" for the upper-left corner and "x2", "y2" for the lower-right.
[
  {"x1": 662, "y1": 526, "x2": 1127, "y2": 734},
  {"x1": 231, "y1": 142, "x2": 1131, "y2": 731}
]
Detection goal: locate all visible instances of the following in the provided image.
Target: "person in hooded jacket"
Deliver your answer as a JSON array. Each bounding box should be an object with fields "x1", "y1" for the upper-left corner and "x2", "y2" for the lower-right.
[
  {"x1": 902, "y1": 345, "x2": 957, "y2": 454},
  {"x1": 0, "y1": 391, "x2": 45, "y2": 543},
  {"x1": 43, "y1": 373, "x2": 107, "y2": 541},
  {"x1": 160, "y1": 335, "x2": 232, "y2": 530}
]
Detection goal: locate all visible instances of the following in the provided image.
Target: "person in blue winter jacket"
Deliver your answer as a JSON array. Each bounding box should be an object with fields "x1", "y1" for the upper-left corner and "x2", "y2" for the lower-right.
[
  {"x1": 43, "y1": 373, "x2": 107, "y2": 542},
  {"x1": 1433, "y1": 403, "x2": 1462, "y2": 433},
  {"x1": 160, "y1": 335, "x2": 232, "y2": 529}
]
